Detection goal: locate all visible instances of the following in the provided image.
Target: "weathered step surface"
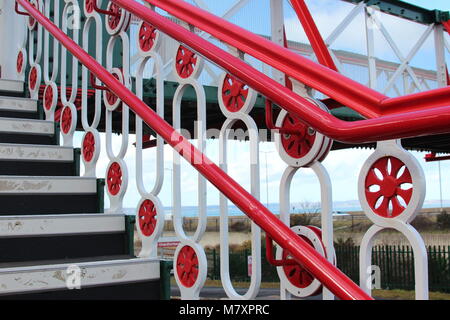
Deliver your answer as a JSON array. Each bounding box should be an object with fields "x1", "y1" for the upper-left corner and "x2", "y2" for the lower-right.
[
  {"x1": 0, "y1": 96, "x2": 39, "y2": 119},
  {"x1": 0, "y1": 214, "x2": 133, "y2": 263},
  {"x1": 0, "y1": 117, "x2": 57, "y2": 145},
  {"x1": 0, "y1": 143, "x2": 79, "y2": 176},
  {"x1": 0, "y1": 176, "x2": 104, "y2": 214},
  {"x1": 0, "y1": 79, "x2": 24, "y2": 97},
  {"x1": 0, "y1": 257, "x2": 160, "y2": 300}
]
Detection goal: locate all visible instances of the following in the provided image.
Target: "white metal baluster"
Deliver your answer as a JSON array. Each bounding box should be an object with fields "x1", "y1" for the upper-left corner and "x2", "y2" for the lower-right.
[
  {"x1": 59, "y1": 0, "x2": 80, "y2": 147},
  {"x1": 104, "y1": 30, "x2": 131, "y2": 214},
  {"x1": 134, "y1": 8, "x2": 166, "y2": 258},
  {"x1": 80, "y1": 5, "x2": 103, "y2": 177}
]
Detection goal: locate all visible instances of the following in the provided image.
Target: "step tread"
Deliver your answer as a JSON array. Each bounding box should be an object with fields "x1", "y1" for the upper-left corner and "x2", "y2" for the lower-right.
[
  {"x1": 0, "y1": 96, "x2": 37, "y2": 112},
  {"x1": 0, "y1": 117, "x2": 54, "y2": 135},
  {"x1": 0, "y1": 80, "x2": 24, "y2": 93},
  {"x1": 0, "y1": 176, "x2": 98, "y2": 194},
  {"x1": 0, "y1": 143, "x2": 73, "y2": 162},
  {"x1": 0, "y1": 256, "x2": 159, "y2": 296},
  {"x1": 0, "y1": 214, "x2": 126, "y2": 237}
]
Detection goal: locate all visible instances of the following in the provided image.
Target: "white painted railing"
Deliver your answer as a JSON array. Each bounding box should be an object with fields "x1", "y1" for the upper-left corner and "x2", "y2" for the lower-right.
[{"x1": 14, "y1": 0, "x2": 450, "y2": 300}]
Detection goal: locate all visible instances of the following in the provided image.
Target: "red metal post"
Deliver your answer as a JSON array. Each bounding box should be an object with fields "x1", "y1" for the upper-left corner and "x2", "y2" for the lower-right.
[{"x1": 289, "y1": 0, "x2": 338, "y2": 71}]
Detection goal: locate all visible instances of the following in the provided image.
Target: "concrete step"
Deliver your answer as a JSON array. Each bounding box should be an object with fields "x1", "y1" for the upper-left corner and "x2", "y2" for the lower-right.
[
  {"x1": 0, "y1": 214, "x2": 134, "y2": 263},
  {"x1": 0, "y1": 79, "x2": 24, "y2": 96},
  {"x1": 0, "y1": 117, "x2": 57, "y2": 145},
  {"x1": 0, "y1": 257, "x2": 160, "y2": 299},
  {"x1": 0, "y1": 176, "x2": 104, "y2": 214},
  {"x1": 0, "y1": 143, "x2": 79, "y2": 176}
]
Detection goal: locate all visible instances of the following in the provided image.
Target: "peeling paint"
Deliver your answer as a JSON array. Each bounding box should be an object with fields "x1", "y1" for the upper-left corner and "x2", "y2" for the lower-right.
[
  {"x1": 52, "y1": 271, "x2": 65, "y2": 282},
  {"x1": 112, "y1": 269, "x2": 127, "y2": 280}
]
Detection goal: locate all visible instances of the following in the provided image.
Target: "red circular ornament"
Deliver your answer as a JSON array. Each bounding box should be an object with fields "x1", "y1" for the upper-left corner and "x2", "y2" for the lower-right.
[
  {"x1": 176, "y1": 246, "x2": 199, "y2": 288},
  {"x1": 82, "y1": 132, "x2": 95, "y2": 162},
  {"x1": 61, "y1": 107, "x2": 72, "y2": 134},
  {"x1": 107, "y1": 162, "x2": 122, "y2": 196},
  {"x1": 175, "y1": 46, "x2": 198, "y2": 79},
  {"x1": 107, "y1": 3, "x2": 123, "y2": 31},
  {"x1": 85, "y1": 0, "x2": 95, "y2": 14},
  {"x1": 280, "y1": 114, "x2": 316, "y2": 159},
  {"x1": 138, "y1": 199, "x2": 158, "y2": 237},
  {"x1": 282, "y1": 235, "x2": 317, "y2": 289},
  {"x1": 139, "y1": 22, "x2": 158, "y2": 52},
  {"x1": 43, "y1": 85, "x2": 53, "y2": 110},
  {"x1": 29, "y1": 67, "x2": 38, "y2": 90},
  {"x1": 221, "y1": 74, "x2": 249, "y2": 112},
  {"x1": 105, "y1": 72, "x2": 121, "y2": 106},
  {"x1": 28, "y1": 0, "x2": 38, "y2": 30},
  {"x1": 365, "y1": 156, "x2": 413, "y2": 218},
  {"x1": 17, "y1": 51, "x2": 24, "y2": 74}
]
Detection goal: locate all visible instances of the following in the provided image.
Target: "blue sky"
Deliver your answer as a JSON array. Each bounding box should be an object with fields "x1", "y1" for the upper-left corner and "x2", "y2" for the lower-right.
[{"x1": 82, "y1": 0, "x2": 450, "y2": 212}]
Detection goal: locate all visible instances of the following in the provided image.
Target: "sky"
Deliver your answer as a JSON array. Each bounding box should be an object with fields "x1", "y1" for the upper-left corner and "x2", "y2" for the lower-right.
[{"x1": 80, "y1": 0, "x2": 450, "y2": 213}]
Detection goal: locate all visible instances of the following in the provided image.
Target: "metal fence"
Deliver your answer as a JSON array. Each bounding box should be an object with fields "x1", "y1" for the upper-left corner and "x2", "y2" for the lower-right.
[{"x1": 206, "y1": 245, "x2": 450, "y2": 293}]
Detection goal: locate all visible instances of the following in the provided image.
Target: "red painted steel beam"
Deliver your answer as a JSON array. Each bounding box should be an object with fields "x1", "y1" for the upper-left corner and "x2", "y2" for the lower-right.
[
  {"x1": 289, "y1": 0, "x2": 338, "y2": 71},
  {"x1": 146, "y1": 0, "x2": 450, "y2": 117},
  {"x1": 114, "y1": 0, "x2": 450, "y2": 144},
  {"x1": 16, "y1": 0, "x2": 372, "y2": 300}
]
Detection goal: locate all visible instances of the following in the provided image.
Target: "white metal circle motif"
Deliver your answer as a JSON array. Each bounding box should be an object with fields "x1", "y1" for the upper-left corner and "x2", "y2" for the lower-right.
[
  {"x1": 275, "y1": 107, "x2": 328, "y2": 168},
  {"x1": 173, "y1": 240, "x2": 207, "y2": 299},
  {"x1": 358, "y1": 142, "x2": 425, "y2": 226},
  {"x1": 105, "y1": 2, "x2": 131, "y2": 36},
  {"x1": 217, "y1": 72, "x2": 257, "y2": 117},
  {"x1": 135, "y1": 195, "x2": 164, "y2": 258},
  {"x1": 276, "y1": 225, "x2": 328, "y2": 297},
  {"x1": 173, "y1": 44, "x2": 204, "y2": 82},
  {"x1": 137, "y1": 20, "x2": 161, "y2": 56},
  {"x1": 103, "y1": 68, "x2": 125, "y2": 111}
]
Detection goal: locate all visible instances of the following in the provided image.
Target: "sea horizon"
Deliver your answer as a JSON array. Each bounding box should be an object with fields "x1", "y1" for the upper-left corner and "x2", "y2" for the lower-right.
[{"x1": 122, "y1": 199, "x2": 450, "y2": 216}]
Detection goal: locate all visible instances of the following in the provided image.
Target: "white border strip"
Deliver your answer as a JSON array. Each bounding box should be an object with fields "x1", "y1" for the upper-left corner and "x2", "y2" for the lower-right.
[
  {"x1": 0, "y1": 80, "x2": 24, "y2": 93},
  {"x1": 0, "y1": 96, "x2": 37, "y2": 112},
  {"x1": 0, "y1": 214, "x2": 125, "y2": 237},
  {"x1": 0, "y1": 176, "x2": 97, "y2": 194},
  {"x1": 0, "y1": 118, "x2": 54, "y2": 135},
  {"x1": 0, "y1": 258, "x2": 160, "y2": 295},
  {"x1": 0, "y1": 143, "x2": 73, "y2": 162}
]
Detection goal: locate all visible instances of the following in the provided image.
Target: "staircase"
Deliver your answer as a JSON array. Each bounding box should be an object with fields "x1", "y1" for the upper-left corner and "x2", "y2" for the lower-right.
[{"x1": 0, "y1": 81, "x2": 161, "y2": 299}]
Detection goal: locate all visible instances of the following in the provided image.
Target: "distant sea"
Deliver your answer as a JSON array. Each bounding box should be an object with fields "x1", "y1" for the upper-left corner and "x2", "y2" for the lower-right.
[{"x1": 123, "y1": 200, "x2": 450, "y2": 216}]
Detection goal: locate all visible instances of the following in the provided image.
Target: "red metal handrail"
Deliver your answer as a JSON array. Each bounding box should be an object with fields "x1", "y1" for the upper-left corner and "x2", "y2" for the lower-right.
[
  {"x1": 114, "y1": 0, "x2": 450, "y2": 144},
  {"x1": 17, "y1": 0, "x2": 372, "y2": 300},
  {"x1": 146, "y1": 0, "x2": 450, "y2": 118}
]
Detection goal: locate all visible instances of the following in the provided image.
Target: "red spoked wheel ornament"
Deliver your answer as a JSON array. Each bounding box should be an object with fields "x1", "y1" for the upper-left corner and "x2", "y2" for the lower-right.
[
  {"x1": 282, "y1": 236, "x2": 317, "y2": 290},
  {"x1": 28, "y1": 66, "x2": 38, "y2": 91},
  {"x1": 175, "y1": 45, "x2": 198, "y2": 79},
  {"x1": 281, "y1": 114, "x2": 317, "y2": 159},
  {"x1": 176, "y1": 246, "x2": 199, "y2": 288},
  {"x1": 138, "y1": 21, "x2": 158, "y2": 53},
  {"x1": 85, "y1": 0, "x2": 95, "y2": 14},
  {"x1": 105, "y1": 73, "x2": 120, "y2": 105},
  {"x1": 103, "y1": 69, "x2": 125, "y2": 110},
  {"x1": 277, "y1": 225, "x2": 329, "y2": 297},
  {"x1": 28, "y1": 0, "x2": 38, "y2": 30},
  {"x1": 221, "y1": 74, "x2": 250, "y2": 113},
  {"x1": 107, "y1": 162, "x2": 123, "y2": 196},
  {"x1": 364, "y1": 156, "x2": 413, "y2": 218},
  {"x1": 105, "y1": 2, "x2": 130, "y2": 35},
  {"x1": 60, "y1": 107, "x2": 72, "y2": 134},
  {"x1": 82, "y1": 131, "x2": 95, "y2": 162},
  {"x1": 138, "y1": 199, "x2": 158, "y2": 237},
  {"x1": 16, "y1": 51, "x2": 24, "y2": 74},
  {"x1": 43, "y1": 84, "x2": 54, "y2": 110}
]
